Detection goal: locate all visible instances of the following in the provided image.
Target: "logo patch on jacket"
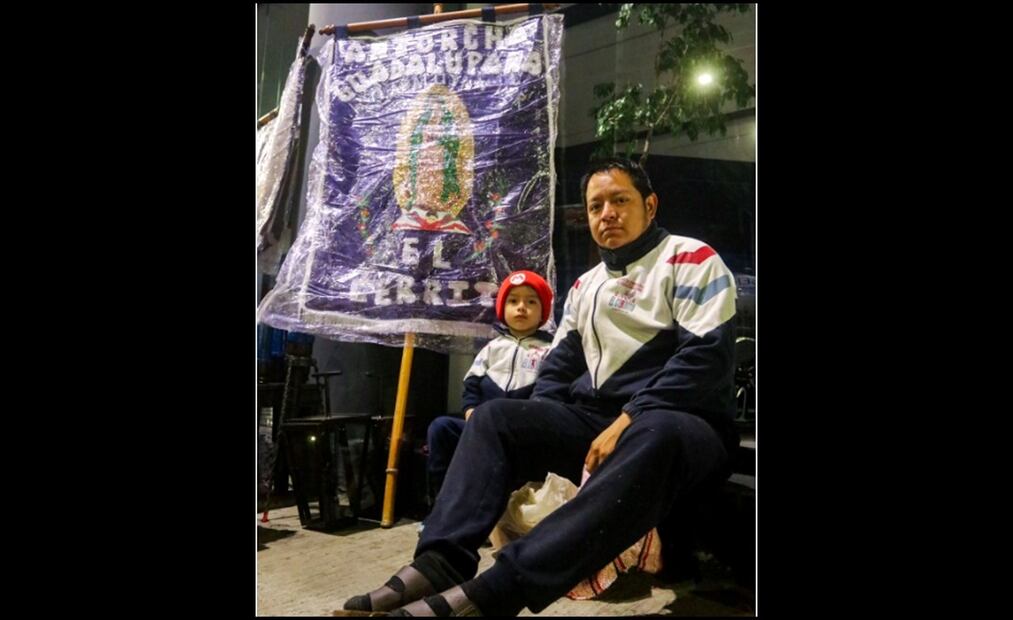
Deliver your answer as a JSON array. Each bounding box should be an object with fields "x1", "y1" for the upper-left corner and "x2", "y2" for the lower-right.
[
  {"x1": 521, "y1": 348, "x2": 548, "y2": 371},
  {"x1": 607, "y1": 277, "x2": 642, "y2": 313},
  {"x1": 607, "y1": 294, "x2": 636, "y2": 313}
]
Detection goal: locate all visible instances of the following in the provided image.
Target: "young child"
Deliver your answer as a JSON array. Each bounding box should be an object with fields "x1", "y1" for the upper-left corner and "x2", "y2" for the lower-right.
[{"x1": 426, "y1": 270, "x2": 555, "y2": 503}]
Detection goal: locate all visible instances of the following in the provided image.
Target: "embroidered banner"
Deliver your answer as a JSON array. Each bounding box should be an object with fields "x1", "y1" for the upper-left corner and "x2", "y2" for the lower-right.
[{"x1": 258, "y1": 14, "x2": 563, "y2": 352}]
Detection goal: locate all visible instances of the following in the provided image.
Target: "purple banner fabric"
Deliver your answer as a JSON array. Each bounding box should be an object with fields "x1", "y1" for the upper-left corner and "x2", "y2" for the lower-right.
[{"x1": 258, "y1": 15, "x2": 563, "y2": 353}]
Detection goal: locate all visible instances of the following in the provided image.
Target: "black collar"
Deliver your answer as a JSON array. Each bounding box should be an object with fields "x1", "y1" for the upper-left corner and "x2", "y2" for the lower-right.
[
  {"x1": 493, "y1": 324, "x2": 553, "y2": 342},
  {"x1": 597, "y1": 222, "x2": 669, "y2": 273}
]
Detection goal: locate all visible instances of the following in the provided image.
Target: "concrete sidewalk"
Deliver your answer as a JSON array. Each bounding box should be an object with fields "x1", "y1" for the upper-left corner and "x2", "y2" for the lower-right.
[{"x1": 256, "y1": 505, "x2": 753, "y2": 616}]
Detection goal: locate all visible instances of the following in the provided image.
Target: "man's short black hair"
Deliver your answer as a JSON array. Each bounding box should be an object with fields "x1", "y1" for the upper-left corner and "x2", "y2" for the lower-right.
[{"x1": 579, "y1": 157, "x2": 656, "y2": 208}]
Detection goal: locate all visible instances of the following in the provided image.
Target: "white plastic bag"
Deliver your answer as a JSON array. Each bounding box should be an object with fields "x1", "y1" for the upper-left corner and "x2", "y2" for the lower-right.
[
  {"x1": 487, "y1": 469, "x2": 664, "y2": 601},
  {"x1": 494, "y1": 472, "x2": 578, "y2": 542}
]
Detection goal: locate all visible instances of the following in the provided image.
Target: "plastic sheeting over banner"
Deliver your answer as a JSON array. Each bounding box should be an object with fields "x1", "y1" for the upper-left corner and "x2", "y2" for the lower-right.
[
  {"x1": 256, "y1": 31, "x2": 316, "y2": 276},
  {"x1": 258, "y1": 14, "x2": 563, "y2": 353}
]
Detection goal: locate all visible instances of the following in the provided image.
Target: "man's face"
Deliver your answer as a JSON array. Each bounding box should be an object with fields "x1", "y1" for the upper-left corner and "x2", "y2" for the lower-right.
[{"x1": 585, "y1": 169, "x2": 658, "y2": 249}]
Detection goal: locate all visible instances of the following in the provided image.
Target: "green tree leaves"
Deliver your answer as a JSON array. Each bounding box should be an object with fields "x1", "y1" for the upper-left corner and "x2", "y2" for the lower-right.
[{"x1": 592, "y1": 3, "x2": 755, "y2": 163}]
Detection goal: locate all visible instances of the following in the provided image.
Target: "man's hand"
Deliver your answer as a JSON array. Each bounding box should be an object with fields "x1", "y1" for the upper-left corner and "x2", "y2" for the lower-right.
[
  {"x1": 465, "y1": 408, "x2": 475, "y2": 421},
  {"x1": 584, "y1": 412, "x2": 632, "y2": 473}
]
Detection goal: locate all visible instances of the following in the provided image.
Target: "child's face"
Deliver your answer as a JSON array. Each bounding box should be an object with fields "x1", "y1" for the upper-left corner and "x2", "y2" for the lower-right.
[{"x1": 504, "y1": 285, "x2": 542, "y2": 335}]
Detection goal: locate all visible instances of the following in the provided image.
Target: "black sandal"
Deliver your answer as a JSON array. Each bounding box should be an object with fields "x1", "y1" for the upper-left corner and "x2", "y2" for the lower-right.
[
  {"x1": 386, "y1": 585, "x2": 480, "y2": 617},
  {"x1": 343, "y1": 565, "x2": 437, "y2": 613}
]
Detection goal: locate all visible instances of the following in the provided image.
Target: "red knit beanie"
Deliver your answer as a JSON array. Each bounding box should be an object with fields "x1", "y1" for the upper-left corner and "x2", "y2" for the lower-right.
[{"x1": 495, "y1": 270, "x2": 553, "y2": 326}]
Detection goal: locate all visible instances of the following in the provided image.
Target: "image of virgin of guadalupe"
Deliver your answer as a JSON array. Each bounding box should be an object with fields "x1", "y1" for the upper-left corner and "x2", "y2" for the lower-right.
[{"x1": 392, "y1": 84, "x2": 474, "y2": 234}]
